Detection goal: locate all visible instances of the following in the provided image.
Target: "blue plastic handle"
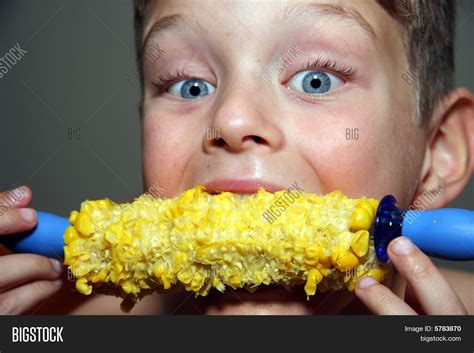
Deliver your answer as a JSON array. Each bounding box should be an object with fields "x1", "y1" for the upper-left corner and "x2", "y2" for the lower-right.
[
  {"x1": 1, "y1": 211, "x2": 68, "y2": 260},
  {"x1": 403, "y1": 209, "x2": 474, "y2": 260},
  {"x1": 374, "y1": 195, "x2": 474, "y2": 263}
]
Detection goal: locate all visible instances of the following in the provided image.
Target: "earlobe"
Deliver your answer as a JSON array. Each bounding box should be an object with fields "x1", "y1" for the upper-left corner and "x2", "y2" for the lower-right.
[{"x1": 413, "y1": 88, "x2": 474, "y2": 209}]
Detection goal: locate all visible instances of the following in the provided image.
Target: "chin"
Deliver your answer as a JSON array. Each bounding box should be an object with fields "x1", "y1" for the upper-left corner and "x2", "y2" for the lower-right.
[{"x1": 190, "y1": 285, "x2": 356, "y2": 315}]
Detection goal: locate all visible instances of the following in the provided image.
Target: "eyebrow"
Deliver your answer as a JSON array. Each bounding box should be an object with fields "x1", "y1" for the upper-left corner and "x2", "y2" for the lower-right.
[
  {"x1": 279, "y1": 3, "x2": 377, "y2": 43},
  {"x1": 141, "y1": 2, "x2": 377, "y2": 53},
  {"x1": 141, "y1": 14, "x2": 203, "y2": 52}
]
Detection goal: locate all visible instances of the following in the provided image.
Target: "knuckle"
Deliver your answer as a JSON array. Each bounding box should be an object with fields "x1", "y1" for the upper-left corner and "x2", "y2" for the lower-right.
[
  {"x1": 0, "y1": 208, "x2": 32, "y2": 234},
  {"x1": 26, "y1": 255, "x2": 49, "y2": 270},
  {"x1": 32, "y1": 280, "x2": 58, "y2": 296},
  {"x1": 410, "y1": 257, "x2": 435, "y2": 280},
  {"x1": 374, "y1": 290, "x2": 390, "y2": 307},
  {"x1": 30, "y1": 281, "x2": 47, "y2": 295},
  {"x1": 366, "y1": 285, "x2": 390, "y2": 306},
  {"x1": 0, "y1": 208, "x2": 12, "y2": 224},
  {"x1": 0, "y1": 294, "x2": 17, "y2": 315},
  {"x1": 0, "y1": 205, "x2": 8, "y2": 217}
]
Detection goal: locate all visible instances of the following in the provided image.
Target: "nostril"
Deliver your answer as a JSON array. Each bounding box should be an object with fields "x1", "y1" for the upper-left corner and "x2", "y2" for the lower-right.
[
  {"x1": 210, "y1": 135, "x2": 267, "y2": 149},
  {"x1": 213, "y1": 138, "x2": 226, "y2": 147},
  {"x1": 244, "y1": 135, "x2": 265, "y2": 144}
]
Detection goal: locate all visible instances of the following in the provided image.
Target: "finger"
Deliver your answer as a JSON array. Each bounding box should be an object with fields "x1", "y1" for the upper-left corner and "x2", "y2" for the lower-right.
[
  {"x1": 0, "y1": 186, "x2": 32, "y2": 208},
  {"x1": 355, "y1": 276, "x2": 417, "y2": 315},
  {"x1": 0, "y1": 279, "x2": 63, "y2": 315},
  {"x1": 388, "y1": 237, "x2": 467, "y2": 315},
  {"x1": 0, "y1": 254, "x2": 63, "y2": 291},
  {"x1": 0, "y1": 207, "x2": 37, "y2": 235},
  {"x1": 404, "y1": 282, "x2": 425, "y2": 314}
]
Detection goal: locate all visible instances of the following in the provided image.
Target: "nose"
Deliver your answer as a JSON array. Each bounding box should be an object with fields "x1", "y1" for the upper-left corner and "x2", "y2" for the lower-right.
[{"x1": 204, "y1": 85, "x2": 284, "y2": 154}]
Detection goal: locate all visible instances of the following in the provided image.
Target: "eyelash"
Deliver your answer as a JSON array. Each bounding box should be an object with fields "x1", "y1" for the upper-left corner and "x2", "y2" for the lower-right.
[
  {"x1": 153, "y1": 70, "x2": 188, "y2": 93},
  {"x1": 297, "y1": 58, "x2": 356, "y2": 79},
  {"x1": 152, "y1": 58, "x2": 356, "y2": 94}
]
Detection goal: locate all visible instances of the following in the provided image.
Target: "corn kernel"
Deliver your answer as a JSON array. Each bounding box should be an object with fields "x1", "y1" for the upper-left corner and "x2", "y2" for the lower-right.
[
  {"x1": 95, "y1": 199, "x2": 112, "y2": 210},
  {"x1": 358, "y1": 201, "x2": 375, "y2": 219},
  {"x1": 369, "y1": 199, "x2": 379, "y2": 213},
  {"x1": 349, "y1": 207, "x2": 372, "y2": 231},
  {"x1": 153, "y1": 265, "x2": 164, "y2": 279},
  {"x1": 316, "y1": 248, "x2": 331, "y2": 267},
  {"x1": 63, "y1": 246, "x2": 70, "y2": 265},
  {"x1": 367, "y1": 269, "x2": 384, "y2": 283},
  {"x1": 76, "y1": 277, "x2": 92, "y2": 295},
  {"x1": 68, "y1": 210, "x2": 78, "y2": 224},
  {"x1": 304, "y1": 246, "x2": 319, "y2": 266},
  {"x1": 90, "y1": 270, "x2": 107, "y2": 283},
  {"x1": 335, "y1": 251, "x2": 360, "y2": 271},
  {"x1": 351, "y1": 230, "x2": 370, "y2": 257},
  {"x1": 64, "y1": 226, "x2": 80, "y2": 245},
  {"x1": 122, "y1": 280, "x2": 138, "y2": 294},
  {"x1": 161, "y1": 274, "x2": 171, "y2": 290},
  {"x1": 74, "y1": 212, "x2": 94, "y2": 236},
  {"x1": 304, "y1": 268, "x2": 323, "y2": 296},
  {"x1": 230, "y1": 274, "x2": 242, "y2": 287}
]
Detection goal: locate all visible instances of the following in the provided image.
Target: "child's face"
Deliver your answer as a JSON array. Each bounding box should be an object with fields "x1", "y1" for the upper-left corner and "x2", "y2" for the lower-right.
[{"x1": 139, "y1": 0, "x2": 426, "y2": 314}]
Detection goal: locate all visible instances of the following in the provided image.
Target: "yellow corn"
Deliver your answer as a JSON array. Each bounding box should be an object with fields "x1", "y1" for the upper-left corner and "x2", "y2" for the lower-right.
[
  {"x1": 76, "y1": 277, "x2": 92, "y2": 295},
  {"x1": 73, "y1": 212, "x2": 93, "y2": 236},
  {"x1": 64, "y1": 226, "x2": 80, "y2": 245},
  {"x1": 334, "y1": 250, "x2": 360, "y2": 271},
  {"x1": 351, "y1": 230, "x2": 370, "y2": 257},
  {"x1": 304, "y1": 269, "x2": 323, "y2": 296},
  {"x1": 63, "y1": 186, "x2": 388, "y2": 306},
  {"x1": 349, "y1": 205, "x2": 373, "y2": 232}
]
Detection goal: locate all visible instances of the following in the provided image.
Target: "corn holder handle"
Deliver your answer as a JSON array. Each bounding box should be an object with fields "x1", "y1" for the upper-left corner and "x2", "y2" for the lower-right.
[
  {"x1": 1, "y1": 211, "x2": 68, "y2": 259},
  {"x1": 1, "y1": 200, "x2": 473, "y2": 263},
  {"x1": 373, "y1": 195, "x2": 474, "y2": 263}
]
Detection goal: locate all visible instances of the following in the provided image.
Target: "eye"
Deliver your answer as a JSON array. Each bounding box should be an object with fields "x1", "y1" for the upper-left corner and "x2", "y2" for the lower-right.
[
  {"x1": 169, "y1": 79, "x2": 215, "y2": 99},
  {"x1": 287, "y1": 70, "x2": 344, "y2": 95}
]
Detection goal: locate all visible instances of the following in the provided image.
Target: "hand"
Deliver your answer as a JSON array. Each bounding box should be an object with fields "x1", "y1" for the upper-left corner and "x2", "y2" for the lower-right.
[
  {"x1": 0, "y1": 186, "x2": 63, "y2": 314},
  {"x1": 355, "y1": 236, "x2": 467, "y2": 315}
]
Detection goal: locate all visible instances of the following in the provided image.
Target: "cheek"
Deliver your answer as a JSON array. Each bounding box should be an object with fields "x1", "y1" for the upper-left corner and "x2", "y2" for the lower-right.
[
  {"x1": 296, "y1": 104, "x2": 421, "y2": 200},
  {"x1": 141, "y1": 114, "x2": 198, "y2": 196},
  {"x1": 319, "y1": 137, "x2": 402, "y2": 199}
]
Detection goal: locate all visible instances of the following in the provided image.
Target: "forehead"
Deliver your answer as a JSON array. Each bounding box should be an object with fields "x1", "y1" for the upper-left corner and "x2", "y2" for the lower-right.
[{"x1": 141, "y1": 0, "x2": 399, "y2": 50}]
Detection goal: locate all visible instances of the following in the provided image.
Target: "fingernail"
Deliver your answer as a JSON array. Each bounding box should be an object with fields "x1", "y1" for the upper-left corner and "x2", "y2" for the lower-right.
[
  {"x1": 391, "y1": 237, "x2": 414, "y2": 255},
  {"x1": 20, "y1": 208, "x2": 36, "y2": 223},
  {"x1": 49, "y1": 258, "x2": 63, "y2": 273},
  {"x1": 357, "y1": 276, "x2": 377, "y2": 289}
]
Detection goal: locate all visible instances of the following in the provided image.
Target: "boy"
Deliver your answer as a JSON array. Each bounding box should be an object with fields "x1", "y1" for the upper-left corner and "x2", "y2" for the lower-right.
[{"x1": 0, "y1": 0, "x2": 472, "y2": 314}]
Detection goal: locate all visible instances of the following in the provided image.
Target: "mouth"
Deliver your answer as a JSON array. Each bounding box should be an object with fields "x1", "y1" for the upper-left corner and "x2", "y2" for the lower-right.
[
  {"x1": 192, "y1": 283, "x2": 348, "y2": 315},
  {"x1": 204, "y1": 179, "x2": 286, "y2": 195}
]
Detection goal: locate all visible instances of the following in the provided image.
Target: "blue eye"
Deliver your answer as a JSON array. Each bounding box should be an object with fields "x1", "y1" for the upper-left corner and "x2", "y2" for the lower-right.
[
  {"x1": 169, "y1": 79, "x2": 215, "y2": 99},
  {"x1": 287, "y1": 70, "x2": 343, "y2": 95}
]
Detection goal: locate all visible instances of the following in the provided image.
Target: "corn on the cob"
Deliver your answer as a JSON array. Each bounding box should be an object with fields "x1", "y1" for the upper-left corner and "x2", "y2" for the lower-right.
[{"x1": 63, "y1": 186, "x2": 389, "y2": 307}]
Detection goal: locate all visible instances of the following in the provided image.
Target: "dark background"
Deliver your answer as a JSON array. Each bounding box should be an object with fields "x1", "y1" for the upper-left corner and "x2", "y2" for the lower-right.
[{"x1": 0, "y1": 0, "x2": 472, "y2": 272}]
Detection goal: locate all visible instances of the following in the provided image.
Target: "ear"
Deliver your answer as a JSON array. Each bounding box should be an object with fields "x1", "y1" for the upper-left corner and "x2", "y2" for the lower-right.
[{"x1": 413, "y1": 88, "x2": 474, "y2": 209}]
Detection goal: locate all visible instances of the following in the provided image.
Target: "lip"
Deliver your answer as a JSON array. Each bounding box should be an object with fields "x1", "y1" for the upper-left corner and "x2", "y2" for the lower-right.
[{"x1": 204, "y1": 179, "x2": 286, "y2": 194}]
